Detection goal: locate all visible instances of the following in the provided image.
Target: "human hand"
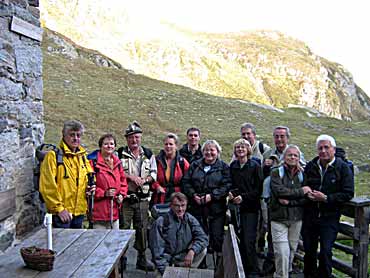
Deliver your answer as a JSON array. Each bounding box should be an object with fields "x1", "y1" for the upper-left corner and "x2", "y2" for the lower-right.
[
  {"x1": 279, "y1": 199, "x2": 289, "y2": 205},
  {"x1": 58, "y1": 209, "x2": 72, "y2": 223},
  {"x1": 117, "y1": 194, "x2": 124, "y2": 204},
  {"x1": 194, "y1": 195, "x2": 202, "y2": 205},
  {"x1": 157, "y1": 186, "x2": 166, "y2": 194},
  {"x1": 233, "y1": 195, "x2": 242, "y2": 204},
  {"x1": 105, "y1": 188, "x2": 116, "y2": 197},
  {"x1": 86, "y1": 184, "x2": 96, "y2": 196},
  {"x1": 302, "y1": 186, "x2": 312, "y2": 195},
  {"x1": 183, "y1": 249, "x2": 195, "y2": 267},
  {"x1": 205, "y1": 194, "x2": 212, "y2": 203},
  {"x1": 309, "y1": 190, "x2": 327, "y2": 202}
]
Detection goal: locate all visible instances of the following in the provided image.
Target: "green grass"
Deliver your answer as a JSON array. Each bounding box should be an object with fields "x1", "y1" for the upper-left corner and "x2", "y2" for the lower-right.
[{"x1": 42, "y1": 30, "x2": 370, "y2": 197}]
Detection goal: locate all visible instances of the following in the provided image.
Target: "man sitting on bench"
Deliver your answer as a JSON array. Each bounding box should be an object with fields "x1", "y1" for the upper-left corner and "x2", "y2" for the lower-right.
[{"x1": 149, "y1": 192, "x2": 208, "y2": 276}]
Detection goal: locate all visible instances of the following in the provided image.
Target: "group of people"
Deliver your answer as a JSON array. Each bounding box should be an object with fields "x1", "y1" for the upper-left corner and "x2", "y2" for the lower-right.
[{"x1": 39, "y1": 120, "x2": 354, "y2": 278}]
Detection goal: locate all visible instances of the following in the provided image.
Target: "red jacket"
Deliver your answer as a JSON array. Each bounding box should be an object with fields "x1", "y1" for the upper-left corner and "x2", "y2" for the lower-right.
[
  {"x1": 151, "y1": 150, "x2": 189, "y2": 205},
  {"x1": 90, "y1": 151, "x2": 128, "y2": 221}
]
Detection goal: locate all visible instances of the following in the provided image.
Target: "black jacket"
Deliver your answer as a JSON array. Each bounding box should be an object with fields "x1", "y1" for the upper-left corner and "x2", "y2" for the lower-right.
[
  {"x1": 179, "y1": 144, "x2": 203, "y2": 164},
  {"x1": 230, "y1": 159, "x2": 263, "y2": 212},
  {"x1": 182, "y1": 158, "x2": 231, "y2": 216},
  {"x1": 303, "y1": 157, "x2": 354, "y2": 217},
  {"x1": 270, "y1": 165, "x2": 306, "y2": 222}
]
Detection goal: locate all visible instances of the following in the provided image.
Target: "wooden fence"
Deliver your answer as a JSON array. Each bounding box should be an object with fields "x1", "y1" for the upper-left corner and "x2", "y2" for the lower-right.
[{"x1": 296, "y1": 196, "x2": 370, "y2": 278}]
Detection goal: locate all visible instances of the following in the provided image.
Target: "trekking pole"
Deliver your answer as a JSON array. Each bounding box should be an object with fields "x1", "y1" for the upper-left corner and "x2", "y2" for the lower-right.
[
  {"x1": 110, "y1": 195, "x2": 114, "y2": 229},
  {"x1": 87, "y1": 172, "x2": 95, "y2": 229},
  {"x1": 138, "y1": 196, "x2": 148, "y2": 276}
]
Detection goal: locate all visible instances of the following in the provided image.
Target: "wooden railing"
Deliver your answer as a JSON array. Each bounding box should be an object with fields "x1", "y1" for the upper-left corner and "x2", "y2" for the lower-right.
[{"x1": 296, "y1": 197, "x2": 370, "y2": 278}]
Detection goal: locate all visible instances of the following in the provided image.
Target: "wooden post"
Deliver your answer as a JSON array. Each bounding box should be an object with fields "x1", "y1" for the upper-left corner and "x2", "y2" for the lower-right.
[{"x1": 350, "y1": 198, "x2": 370, "y2": 278}]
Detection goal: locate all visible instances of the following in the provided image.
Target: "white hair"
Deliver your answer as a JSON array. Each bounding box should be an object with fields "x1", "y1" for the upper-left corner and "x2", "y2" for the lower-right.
[{"x1": 316, "y1": 134, "x2": 336, "y2": 148}]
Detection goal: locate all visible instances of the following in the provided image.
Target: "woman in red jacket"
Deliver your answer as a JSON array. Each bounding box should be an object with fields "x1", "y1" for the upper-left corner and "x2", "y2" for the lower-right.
[
  {"x1": 150, "y1": 133, "x2": 190, "y2": 207},
  {"x1": 88, "y1": 134, "x2": 128, "y2": 229}
]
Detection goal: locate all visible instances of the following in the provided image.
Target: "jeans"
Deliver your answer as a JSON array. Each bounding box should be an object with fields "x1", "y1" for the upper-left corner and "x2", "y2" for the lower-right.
[
  {"x1": 302, "y1": 213, "x2": 340, "y2": 278},
  {"x1": 52, "y1": 214, "x2": 84, "y2": 228}
]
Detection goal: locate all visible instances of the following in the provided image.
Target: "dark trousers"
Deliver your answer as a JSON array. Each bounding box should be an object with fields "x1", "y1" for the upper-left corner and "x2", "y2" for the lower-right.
[
  {"x1": 52, "y1": 214, "x2": 84, "y2": 228},
  {"x1": 302, "y1": 214, "x2": 340, "y2": 278},
  {"x1": 239, "y1": 211, "x2": 259, "y2": 274}
]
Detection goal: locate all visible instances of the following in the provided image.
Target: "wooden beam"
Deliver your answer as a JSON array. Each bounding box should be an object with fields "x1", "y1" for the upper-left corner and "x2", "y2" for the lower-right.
[
  {"x1": 10, "y1": 16, "x2": 43, "y2": 42},
  {"x1": 28, "y1": 0, "x2": 39, "y2": 7},
  {"x1": 0, "y1": 188, "x2": 16, "y2": 221}
]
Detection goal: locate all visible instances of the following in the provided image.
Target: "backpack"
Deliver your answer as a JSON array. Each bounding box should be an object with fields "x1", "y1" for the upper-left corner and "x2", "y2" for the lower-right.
[
  {"x1": 34, "y1": 143, "x2": 66, "y2": 202},
  {"x1": 335, "y1": 147, "x2": 354, "y2": 175},
  {"x1": 261, "y1": 165, "x2": 303, "y2": 202}
]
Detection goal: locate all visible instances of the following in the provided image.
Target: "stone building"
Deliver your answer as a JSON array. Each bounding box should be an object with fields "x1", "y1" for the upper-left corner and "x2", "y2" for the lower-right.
[{"x1": 0, "y1": 0, "x2": 44, "y2": 251}]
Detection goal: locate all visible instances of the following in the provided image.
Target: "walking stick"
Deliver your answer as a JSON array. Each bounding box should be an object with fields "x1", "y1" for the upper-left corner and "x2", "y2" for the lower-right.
[
  {"x1": 87, "y1": 172, "x2": 95, "y2": 229},
  {"x1": 110, "y1": 192, "x2": 114, "y2": 229}
]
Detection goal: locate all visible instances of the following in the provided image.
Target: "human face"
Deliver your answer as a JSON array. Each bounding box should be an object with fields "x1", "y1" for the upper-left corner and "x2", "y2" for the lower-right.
[
  {"x1": 241, "y1": 128, "x2": 256, "y2": 145},
  {"x1": 203, "y1": 144, "x2": 218, "y2": 164},
  {"x1": 170, "y1": 198, "x2": 187, "y2": 219},
  {"x1": 284, "y1": 148, "x2": 300, "y2": 167},
  {"x1": 317, "y1": 140, "x2": 335, "y2": 164},
  {"x1": 274, "y1": 129, "x2": 289, "y2": 152},
  {"x1": 63, "y1": 130, "x2": 82, "y2": 152},
  {"x1": 100, "y1": 137, "x2": 115, "y2": 157},
  {"x1": 126, "y1": 133, "x2": 142, "y2": 151},
  {"x1": 234, "y1": 144, "x2": 249, "y2": 160},
  {"x1": 187, "y1": 131, "x2": 200, "y2": 147},
  {"x1": 164, "y1": 138, "x2": 177, "y2": 158}
]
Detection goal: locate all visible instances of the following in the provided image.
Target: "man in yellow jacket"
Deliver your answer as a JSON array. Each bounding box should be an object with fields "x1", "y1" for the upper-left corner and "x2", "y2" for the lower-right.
[{"x1": 40, "y1": 120, "x2": 93, "y2": 228}]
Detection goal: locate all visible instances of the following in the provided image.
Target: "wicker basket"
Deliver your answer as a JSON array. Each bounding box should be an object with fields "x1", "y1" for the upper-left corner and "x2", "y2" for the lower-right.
[{"x1": 20, "y1": 246, "x2": 56, "y2": 271}]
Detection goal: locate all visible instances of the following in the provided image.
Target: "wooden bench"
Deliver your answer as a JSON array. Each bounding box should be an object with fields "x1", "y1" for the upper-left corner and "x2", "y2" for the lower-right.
[{"x1": 216, "y1": 224, "x2": 245, "y2": 278}]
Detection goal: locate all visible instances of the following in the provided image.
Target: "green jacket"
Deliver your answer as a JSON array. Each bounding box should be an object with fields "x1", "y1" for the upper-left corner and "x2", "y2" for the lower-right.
[{"x1": 269, "y1": 165, "x2": 306, "y2": 222}]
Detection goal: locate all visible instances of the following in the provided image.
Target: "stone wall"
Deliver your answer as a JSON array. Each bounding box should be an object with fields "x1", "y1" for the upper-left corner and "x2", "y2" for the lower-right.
[{"x1": 0, "y1": 0, "x2": 44, "y2": 251}]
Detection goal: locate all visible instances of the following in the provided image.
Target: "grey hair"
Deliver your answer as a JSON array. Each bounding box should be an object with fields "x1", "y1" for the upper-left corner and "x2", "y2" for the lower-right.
[
  {"x1": 240, "y1": 123, "x2": 256, "y2": 135},
  {"x1": 62, "y1": 120, "x2": 84, "y2": 136},
  {"x1": 283, "y1": 144, "x2": 301, "y2": 159},
  {"x1": 316, "y1": 134, "x2": 336, "y2": 148},
  {"x1": 164, "y1": 133, "x2": 179, "y2": 145},
  {"x1": 201, "y1": 140, "x2": 222, "y2": 158},
  {"x1": 273, "y1": 126, "x2": 290, "y2": 138}
]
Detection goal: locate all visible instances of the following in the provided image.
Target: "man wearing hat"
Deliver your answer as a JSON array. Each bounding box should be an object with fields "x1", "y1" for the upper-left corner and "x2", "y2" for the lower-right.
[{"x1": 117, "y1": 121, "x2": 157, "y2": 271}]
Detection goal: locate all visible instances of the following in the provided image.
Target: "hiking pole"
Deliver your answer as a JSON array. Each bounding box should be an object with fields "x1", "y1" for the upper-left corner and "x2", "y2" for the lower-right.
[
  {"x1": 87, "y1": 172, "x2": 95, "y2": 229},
  {"x1": 138, "y1": 200, "x2": 148, "y2": 276},
  {"x1": 110, "y1": 191, "x2": 114, "y2": 229}
]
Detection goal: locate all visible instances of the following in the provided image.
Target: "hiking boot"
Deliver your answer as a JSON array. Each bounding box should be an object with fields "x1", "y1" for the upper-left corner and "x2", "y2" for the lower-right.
[{"x1": 136, "y1": 254, "x2": 155, "y2": 271}]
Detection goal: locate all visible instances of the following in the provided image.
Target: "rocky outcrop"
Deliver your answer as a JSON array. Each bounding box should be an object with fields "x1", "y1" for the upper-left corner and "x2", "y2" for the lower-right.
[{"x1": 0, "y1": 0, "x2": 43, "y2": 250}]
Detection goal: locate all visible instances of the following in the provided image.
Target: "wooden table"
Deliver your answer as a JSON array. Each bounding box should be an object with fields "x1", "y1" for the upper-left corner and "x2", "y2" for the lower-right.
[{"x1": 0, "y1": 228, "x2": 135, "y2": 278}]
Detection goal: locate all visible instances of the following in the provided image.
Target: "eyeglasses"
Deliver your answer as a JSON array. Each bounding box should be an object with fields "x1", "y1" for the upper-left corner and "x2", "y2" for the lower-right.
[
  {"x1": 67, "y1": 132, "x2": 81, "y2": 138},
  {"x1": 274, "y1": 135, "x2": 286, "y2": 139},
  {"x1": 188, "y1": 134, "x2": 199, "y2": 137}
]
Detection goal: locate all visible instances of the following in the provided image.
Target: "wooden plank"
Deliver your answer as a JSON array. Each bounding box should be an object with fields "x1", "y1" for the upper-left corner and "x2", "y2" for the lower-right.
[
  {"x1": 10, "y1": 16, "x2": 43, "y2": 41},
  {"x1": 163, "y1": 266, "x2": 189, "y2": 277},
  {"x1": 35, "y1": 229, "x2": 110, "y2": 278},
  {"x1": 28, "y1": 0, "x2": 39, "y2": 6},
  {"x1": 0, "y1": 188, "x2": 16, "y2": 220},
  {"x1": 339, "y1": 222, "x2": 359, "y2": 240},
  {"x1": 332, "y1": 256, "x2": 357, "y2": 277},
  {"x1": 0, "y1": 228, "x2": 65, "y2": 278},
  {"x1": 333, "y1": 242, "x2": 355, "y2": 255},
  {"x1": 70, "y1": 229, "x2": 135, "y2": 278},
  {"x1": 189, "y1": 268, "x2": 214, "y2": 278},
  {"x1": 352, "y1": 206, "x2": 369, "y2": 278}
]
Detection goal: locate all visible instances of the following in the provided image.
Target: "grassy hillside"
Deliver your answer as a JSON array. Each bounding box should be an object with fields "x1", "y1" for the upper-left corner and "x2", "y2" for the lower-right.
[{"x1": 42, "y1": 30, "x2": 370, "y2": 196}]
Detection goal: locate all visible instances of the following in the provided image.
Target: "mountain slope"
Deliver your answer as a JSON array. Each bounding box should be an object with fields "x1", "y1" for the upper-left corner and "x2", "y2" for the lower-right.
[
  {"x1": 42, "y1": 28, "x2": 370, "y2": 197},
  {"x1": 40, "y1": 0, "x2": 370, "y2": 120}
]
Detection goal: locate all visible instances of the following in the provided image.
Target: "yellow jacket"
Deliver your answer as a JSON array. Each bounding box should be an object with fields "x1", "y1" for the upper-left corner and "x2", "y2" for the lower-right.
[{"x1": 39, "y1": 140, "x2": 93, "y2": 216}]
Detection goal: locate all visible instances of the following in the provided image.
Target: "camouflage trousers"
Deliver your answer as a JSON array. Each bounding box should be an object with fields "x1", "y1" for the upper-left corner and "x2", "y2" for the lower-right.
[{"x1": 120, "y1": 198, "x2": 149, "y2": 254}]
